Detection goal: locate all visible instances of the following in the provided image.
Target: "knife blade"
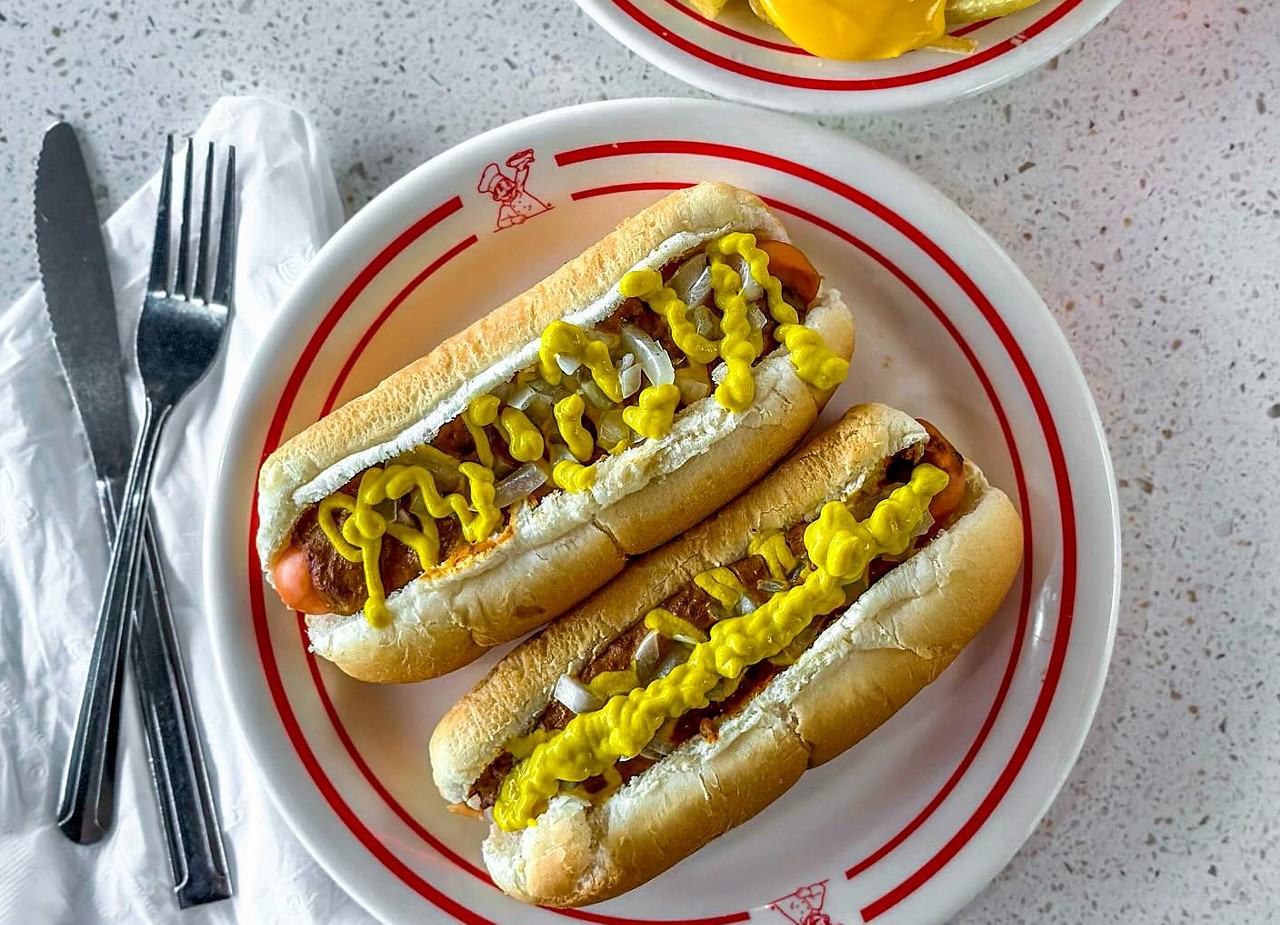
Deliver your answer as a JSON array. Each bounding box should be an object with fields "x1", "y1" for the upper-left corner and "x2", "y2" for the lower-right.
[
  {"x1": 35, "y1": 122, "x2": 132, "y2": 488},
  {"x1": 36, "y1": 122, "x2": 231, "y2": 906}
]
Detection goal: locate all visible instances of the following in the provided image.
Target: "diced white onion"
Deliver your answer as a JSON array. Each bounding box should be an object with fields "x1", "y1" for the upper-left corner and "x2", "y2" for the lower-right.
[
  {"x1": 734, "y1": 595, "x2": 758, "y2": 616},
  {"x1": 634, "y1": 630, "x2": 662, "y2": 682},
  {"x1": 550, "y1": 443, "x2": 575, "y2": 466},
  {"x1": 506, "y1": 383, "x2": 536, "y2": 410},
  {"x1": 759, "y1": 578, "x2": 787, "y2": 595},
  {"x1": 692, "y1": 304, "x2": 718, "y2": 339},
  {"x1": 400, "y1": 449, "x2": 458, "y2": 484},
  {"x1": 619, "y1": 351, "x2": 637, "y2": 370},
  {"x1": 556, "y1": 354, "x2": 582, "y2": 375},
  {"x1": 676, "y1": 376, "x2": 710, "y2": 405},
  {"x1": 655, "y1": 645, "x2": 690, "y2": 679},
  {"x1": 735, "y1": 256, "x2": 764, "y2": 302},
  {"x1": 554, "y1": 674, "x2": 604, "y2": 715},
  {"x1": 711, "y1": 362, "x2": 728, "y2": 385},
  {"x1": 597, "y1": 409, "x2": 630, "y2": 447},
  {"x1": 620, "y1": 363, "x2": 642, "y2": 399},
  {"x1": 707, "y1": 676, "x2": 741, "y2": 702},
  {"x1": 749, "y1": 305, "x2": 769, "y2": 334},
  {"x1": 620, "y1": 324, "x2": 675, "y2": 386},
  {"x1": 594, "y1": 329, "x2": 621, "y2": 352},
  {"x1": 687, "y1": 268, "x2": 713, "y2": 309},
  {"x1": 493, "y1": 462, "x2": 548, "y2": 508},
  {"x1": 580, "y1": 379, "x2": 613, "y2": 410},
  {"x1": 675, "y1": 363, "x2": 716, "y2": 404},
  {"x1": 668, "y1": 254, "x2": 708, "y2": 305},
  {"x1": 529, "y1": 377, "x2": 568, "y2": 400},
  {"x1": 916, "y1": 511, "x2": 936, "y2": 537},
  {"x1": 640, "y1": 736, "x2": 675, "y2": 761}
]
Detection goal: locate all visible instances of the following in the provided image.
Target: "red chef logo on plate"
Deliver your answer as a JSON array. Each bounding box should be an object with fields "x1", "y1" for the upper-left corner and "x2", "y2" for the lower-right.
[
  {"x1": 770, "y1": 879, "x2": 843, "y2": 925},
  {"x1": 477, "y1": 149, "x2": 553, "y2": 231}
]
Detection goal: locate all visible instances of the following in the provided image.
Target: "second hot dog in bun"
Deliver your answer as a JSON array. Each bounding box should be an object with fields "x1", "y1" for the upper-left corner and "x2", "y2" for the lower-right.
[{"x1": 430, "y1": 403, "x2": 1023, "y2": 905}]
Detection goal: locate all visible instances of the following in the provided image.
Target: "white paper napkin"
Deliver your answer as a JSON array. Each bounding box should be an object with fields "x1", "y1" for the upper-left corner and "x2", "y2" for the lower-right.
[{"x1": 0, "y1": 96, "x2": 376, "y2": 924}]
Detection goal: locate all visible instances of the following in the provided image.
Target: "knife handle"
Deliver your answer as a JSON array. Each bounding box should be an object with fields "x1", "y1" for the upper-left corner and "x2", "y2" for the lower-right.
[
  {"x1": 53, "y1": 475, "x2": 130, "y2": 843},
  {"x1": 58, "y1": 399, "x2": 169, "y2": 842}
]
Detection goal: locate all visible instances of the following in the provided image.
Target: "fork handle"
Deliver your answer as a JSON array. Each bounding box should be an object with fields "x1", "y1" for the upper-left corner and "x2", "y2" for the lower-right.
[
  {"x1": 58, "y1": 397, "x2": 172, "y2": 843},
  {"x1": 129, "y1": 507, "x2": 233, "y2": 905}
]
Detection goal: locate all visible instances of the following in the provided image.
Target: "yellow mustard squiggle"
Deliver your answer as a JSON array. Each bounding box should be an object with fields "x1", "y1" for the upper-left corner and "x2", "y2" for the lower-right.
[
  {"x1": 492, "y1": 463, "x2": 948, "y2": 830},
  {"x1": 553, "y1": 394, "x2": 594, "y2": 462},
  {"x1": 316, "y1": 462, "x2": 501, "y2": 627},
  {"x1": 499, "y1": 407, "x2": 544, "y2": 463},
  {"x1": 539, "y1": 321, "x2": 622, "y2": 402},
  {"x1": 694, "y1": 567, "x2": 746, "y2": 609},
  {"x1": 707, "y1": 250, "x2": 760, "y2": 413},
  {"x1": 644, "y1": 608, "x2": 708, "y2": 643},
  {"x1": 707, "y1": 232, "x2": 848, "y2": 395},
  {"x1": 749, "y1": 530, "x2": 797, "y2": 582},
  {"x1": 586, "y1": 670, "x2": 641, "y2": 699},
  {"x1": 621, "y1": 383, "x2": 681, "y2": 441},
  {"x1": 552, "y1": 459, "x2": 596, "y2": 493},
  {"x1": 462, "y1": 395, "x2": 500, "y2": 468},
  {"x1": 777, "y1": 324, "x2": 849, "y2": 392},
  {"x1": 618, "y1": 269, "x2": 719, "y2": 364}
]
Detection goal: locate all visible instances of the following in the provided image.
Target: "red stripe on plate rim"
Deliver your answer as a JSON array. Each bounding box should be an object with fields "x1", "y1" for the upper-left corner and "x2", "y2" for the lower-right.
[
  {"x1": 603, "y1": 0, "x2": 1083, "y2": 91},
  {"x1": 655, "y1": 0, "x2": 993, "y2": 54},
  {"x1": 320, "y1": 235, "x2": 480, "y2": 416}
]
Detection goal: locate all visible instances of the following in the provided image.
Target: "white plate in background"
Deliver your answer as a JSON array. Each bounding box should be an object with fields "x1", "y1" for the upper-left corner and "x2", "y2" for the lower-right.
[{"x1": 574, "y1": 0, "x2": 1124, "y2": 114}]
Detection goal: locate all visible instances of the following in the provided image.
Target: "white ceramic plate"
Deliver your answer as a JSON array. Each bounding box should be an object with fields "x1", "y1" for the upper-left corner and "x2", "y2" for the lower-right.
[
  {"x1": 574, "y1": 0, "x2": 1123, "y2": 114},
  {"x1": 207, "y1": 98, "x2": 1119, "y2": 925}
]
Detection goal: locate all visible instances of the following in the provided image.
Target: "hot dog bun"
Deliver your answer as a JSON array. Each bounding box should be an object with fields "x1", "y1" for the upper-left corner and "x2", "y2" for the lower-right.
[
  {"x1": 429, "y1": 404, "x2": 1023, "y2": 906},
  {"x1": 256, "y1": 183, "x2": 855, "y2": 682}
]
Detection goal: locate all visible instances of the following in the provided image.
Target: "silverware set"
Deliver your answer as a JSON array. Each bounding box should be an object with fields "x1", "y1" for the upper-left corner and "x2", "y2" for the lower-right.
[{"x1": 35, "y1": 124, "x2": 237, "y2": 907}]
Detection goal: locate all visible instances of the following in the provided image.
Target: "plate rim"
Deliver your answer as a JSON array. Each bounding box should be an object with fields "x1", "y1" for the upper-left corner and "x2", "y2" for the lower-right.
[
  {"x1": 204, "y1": 96, "x2": 1120, "y2": 925},
  {"x1": 572, "y1": 0, "x2": 1126, "y2": 114}
]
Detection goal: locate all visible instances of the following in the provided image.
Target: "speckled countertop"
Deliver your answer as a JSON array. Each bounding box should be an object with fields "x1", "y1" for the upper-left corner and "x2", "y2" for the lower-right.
[{"x1": 2, "y1": 1, "x2": 1278, "y2": 922}]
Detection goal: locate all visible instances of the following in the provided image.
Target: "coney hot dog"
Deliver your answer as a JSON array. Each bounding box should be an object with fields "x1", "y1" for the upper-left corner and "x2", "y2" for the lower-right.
[
  {"x1": 256, "y1": 182, "x2": 854, "y2": 681},
  {"x1": 429, "y1": 404, "x2": 1023, "y2": 906}
]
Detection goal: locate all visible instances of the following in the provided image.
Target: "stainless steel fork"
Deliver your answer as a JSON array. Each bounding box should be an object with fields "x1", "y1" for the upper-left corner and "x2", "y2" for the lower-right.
[{"x1": 60, "y1": 137, "x2": 235, "y2": 889}]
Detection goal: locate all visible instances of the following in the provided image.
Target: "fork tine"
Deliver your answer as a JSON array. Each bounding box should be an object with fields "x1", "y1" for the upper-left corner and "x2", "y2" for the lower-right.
[
  {"x1": 211, "y1": 146, "x2": 236, "y2": 308},
  {"x1": 146, "y1": 135, "x2": 175, "y2": 294},
  {"x1": 174, "y1": 140, "x2": 194, "y2": 300},
  {"x1": 193, "y1": 143, "x2": 215, "y2": 303}
]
